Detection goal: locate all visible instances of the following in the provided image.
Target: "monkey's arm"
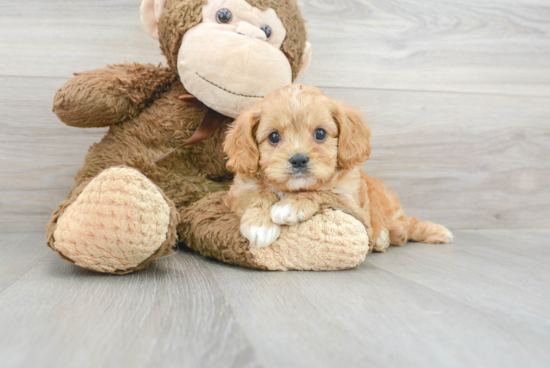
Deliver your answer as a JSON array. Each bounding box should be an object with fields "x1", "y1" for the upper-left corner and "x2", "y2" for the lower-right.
[
  {"x1": 179, "y1": 192, "x2": 371, "y2": 271},
  {"x1": 53, "y1": 63, "x2": 177, "y2": 128}
]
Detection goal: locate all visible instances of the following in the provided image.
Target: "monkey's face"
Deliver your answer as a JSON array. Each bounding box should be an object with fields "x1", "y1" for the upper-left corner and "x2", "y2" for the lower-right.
[
  {"x1": 178, "y1": 0, "x2": 291, "y2": 118},
  {"x1": 141, "y1": 0, "x2": 311, "y2": 118}
]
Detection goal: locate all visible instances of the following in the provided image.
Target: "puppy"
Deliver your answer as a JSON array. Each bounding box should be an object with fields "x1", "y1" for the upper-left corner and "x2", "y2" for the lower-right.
[{"x1": 223, "y1": 85, "x2": 453, "y2": 250}]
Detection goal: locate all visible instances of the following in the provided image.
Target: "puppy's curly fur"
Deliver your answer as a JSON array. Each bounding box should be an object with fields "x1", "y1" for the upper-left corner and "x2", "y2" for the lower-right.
[{"x1": 224, "y1": 85, "x2": 453, "y2": 250}]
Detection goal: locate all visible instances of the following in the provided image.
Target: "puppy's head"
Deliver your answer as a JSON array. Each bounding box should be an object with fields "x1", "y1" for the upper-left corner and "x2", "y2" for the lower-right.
[{"x1": 224, "y1": 85, "x2": 371, "y2": 192}]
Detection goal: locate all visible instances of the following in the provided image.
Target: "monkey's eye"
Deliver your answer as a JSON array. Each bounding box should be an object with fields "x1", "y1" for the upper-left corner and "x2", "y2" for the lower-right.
[
  {"x1": 260, "y1": 25, "x2": 272, "y2": 39},
  {"x1": 216, "y1": 8, "x2": 232, "y2": 24},
  {"x1": 314, "y1": 128, "x2": 327, "y2": 142},
  {"x1": 268, "y1": 131, "x2": 281, "y2": 145}
]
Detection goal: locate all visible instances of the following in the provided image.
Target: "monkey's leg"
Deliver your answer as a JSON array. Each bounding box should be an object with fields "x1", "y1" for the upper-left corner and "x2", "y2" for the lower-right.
[
  {"x1": 47, "y1": 167, "x2": 178, "y2": 274},
  {"x1": 178, "y1": 192, "x2": 371, "y2": 271}
]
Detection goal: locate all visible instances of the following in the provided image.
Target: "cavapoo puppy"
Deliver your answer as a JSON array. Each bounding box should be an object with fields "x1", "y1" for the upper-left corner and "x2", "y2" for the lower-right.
[{"x1": 223, "y1": 84, "x2": 452, "y2": 250}]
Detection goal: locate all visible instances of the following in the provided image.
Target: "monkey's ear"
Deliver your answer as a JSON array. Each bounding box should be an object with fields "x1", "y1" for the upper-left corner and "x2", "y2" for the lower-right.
[
  {"x1": 224, "y1": 108, "x2": 262, "y2": 177},
  {"x1": 140, "y1": 0, "x2": 168, "y2": 39},
  {"x1": 332, "y1": 101, "x2": 372, "y2": 170},
  {"x1": 296, "y1": 42, "x2": 312, "y2": 79}
]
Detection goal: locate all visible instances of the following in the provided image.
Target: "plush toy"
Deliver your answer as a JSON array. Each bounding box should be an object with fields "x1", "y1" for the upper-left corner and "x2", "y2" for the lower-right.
[{"x1": 46, "y1": 0, "x2": 370, "y2": 274}]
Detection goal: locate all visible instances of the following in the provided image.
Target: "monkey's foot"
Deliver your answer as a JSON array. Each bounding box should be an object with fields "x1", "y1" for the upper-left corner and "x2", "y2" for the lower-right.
[{"x1": 51, "y1": 167, "x2": 177, "y2": 274}]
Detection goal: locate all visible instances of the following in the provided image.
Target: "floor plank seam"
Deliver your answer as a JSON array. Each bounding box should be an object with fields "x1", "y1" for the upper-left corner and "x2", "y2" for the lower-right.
[{"x1": 314, "y1": 84, "x2": 550, "y2": 99}]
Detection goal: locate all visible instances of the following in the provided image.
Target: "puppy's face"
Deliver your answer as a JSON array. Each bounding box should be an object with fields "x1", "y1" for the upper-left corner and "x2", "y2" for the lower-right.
[
  {"x1": 255, "y1": 88, "x2": 339, "y2": 192},
  {"x1": 224, "y1": 85, "x2": 371, "y2": 193}
]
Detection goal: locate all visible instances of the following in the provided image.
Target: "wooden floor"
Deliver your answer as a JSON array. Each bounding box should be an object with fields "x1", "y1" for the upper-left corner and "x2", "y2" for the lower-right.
[
  {"x1": 1, "y1": 0, "x2": 549, "y2": 367},
  {"x1": 0, "y1": 230, "x2": 549, "y2": 368}
]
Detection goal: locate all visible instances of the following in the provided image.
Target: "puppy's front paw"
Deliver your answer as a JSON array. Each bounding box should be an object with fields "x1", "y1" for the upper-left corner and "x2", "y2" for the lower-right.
[
  {"x1": 270, "y1": 202, "x2": 306, "y2": 226},
  {"x1": 240, "y1": 221, "x2": 281, "y2": 248}
]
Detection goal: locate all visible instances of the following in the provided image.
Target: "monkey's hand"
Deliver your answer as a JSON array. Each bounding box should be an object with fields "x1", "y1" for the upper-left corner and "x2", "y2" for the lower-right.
[{"x1": 53, "y1": 63, "x2": 177, "y2": 128}]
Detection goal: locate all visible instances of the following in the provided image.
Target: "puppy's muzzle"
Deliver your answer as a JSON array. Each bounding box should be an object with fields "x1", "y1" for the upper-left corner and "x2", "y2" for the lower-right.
[{"x1": 289, "y1": 154, "x2": 309, "y2": 173}]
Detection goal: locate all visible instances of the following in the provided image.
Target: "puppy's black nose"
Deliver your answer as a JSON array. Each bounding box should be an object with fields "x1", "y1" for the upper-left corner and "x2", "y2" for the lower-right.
[{"x1": 289, "y1": 154, "x2": 309, "y2": 169}]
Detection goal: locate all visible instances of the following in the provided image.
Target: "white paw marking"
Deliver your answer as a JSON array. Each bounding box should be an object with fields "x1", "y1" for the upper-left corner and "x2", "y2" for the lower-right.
[
  {"x1": 270, "y1": 203, "x2": 293, "y2": 225},
  {"x1": 240, "y1": 223, "x2": 281, "y2": 248},
  {"x1": 439, "y1": 229, "x2": 454, "y2": 243},
  {"x1": 270, "y1": 202, "x2": 305, "y2": 225},
  {"x1": 374, "y1": 229, "x2": 390, "y2": 252}
]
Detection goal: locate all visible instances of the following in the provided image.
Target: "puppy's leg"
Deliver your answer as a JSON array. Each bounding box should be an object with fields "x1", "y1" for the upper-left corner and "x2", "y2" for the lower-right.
[
  {"x1": 373, "y1": 228, "x2": 390, "y2": 252},
  {"x1": 408, "y1": 217, "x2": 454, "y2": 244},
  {"x1": 271, "y1": 192, "x2": 342, "y2": 226},
  {"x1": 240, "y1": 191, "x2": 281, "y2": 248},
  {"x1": 364, "y1": 174, "x2": 453, "y2": 246},
  {"x1": 385, "y1": 208, "x2": 453, "y2": 246}
]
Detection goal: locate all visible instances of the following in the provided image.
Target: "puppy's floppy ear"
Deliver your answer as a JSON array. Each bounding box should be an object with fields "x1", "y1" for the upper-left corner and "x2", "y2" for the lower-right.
[
  {"x1": 332, "y1": 101, "x2": 372, "y2": 169},
  {"x1": 224, "y1": 107, "x2": 262, "y2": 177}
]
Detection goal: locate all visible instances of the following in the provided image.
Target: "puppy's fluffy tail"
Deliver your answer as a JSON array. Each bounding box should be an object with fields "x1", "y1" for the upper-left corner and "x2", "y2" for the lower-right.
[{"x1": 408, "y1": 218, "x2": 453, "y2": 244}]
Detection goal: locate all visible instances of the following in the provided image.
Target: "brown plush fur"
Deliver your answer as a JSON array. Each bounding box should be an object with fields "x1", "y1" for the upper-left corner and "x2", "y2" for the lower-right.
[
  {"x1": 47, "y1": 0, "x2": 312, "y2": 273},
  {"x1": 225, "y1": 85, "x2": 453, "y2": 249}
]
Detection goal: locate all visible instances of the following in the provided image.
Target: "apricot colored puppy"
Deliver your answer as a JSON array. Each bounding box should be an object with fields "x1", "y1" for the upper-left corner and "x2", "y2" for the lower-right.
[{"x1": 224, "y1": 85, "x2": 452, "y2": 249}]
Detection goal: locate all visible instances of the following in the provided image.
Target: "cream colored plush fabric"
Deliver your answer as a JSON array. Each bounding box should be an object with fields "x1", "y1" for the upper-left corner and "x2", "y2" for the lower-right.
[
  {"x1": 52, "y1": 167, "x2": 171, "y2": 273},
  {"x1": 178, "y1": 0, "x2": 293, "y2": 118},
  {"x1": 141, "y1": 0, "x2": 165, "y2": 39},
  {"x1": 249, "y1": 208, "x2": 370, "y2": 271}
]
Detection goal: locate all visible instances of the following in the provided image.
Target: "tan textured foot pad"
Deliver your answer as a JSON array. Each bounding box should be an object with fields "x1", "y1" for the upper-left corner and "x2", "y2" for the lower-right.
[
  {"x1": 249, "y1": 208, "x2": 370, "y2": 271},
  {"x1": 52, "y1": 167, "x2": 171, "y2": 273}
]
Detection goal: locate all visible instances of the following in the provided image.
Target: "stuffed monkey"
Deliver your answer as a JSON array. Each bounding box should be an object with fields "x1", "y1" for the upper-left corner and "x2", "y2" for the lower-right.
[{"x1": 46, "y1": 0, "x2": 370, "y2": 274}]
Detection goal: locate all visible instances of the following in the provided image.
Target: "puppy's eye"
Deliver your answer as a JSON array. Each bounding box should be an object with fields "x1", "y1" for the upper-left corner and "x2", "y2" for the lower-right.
[
  {"x1": 216, "y1": 8, "x2": 232, "y2": 24},
  {"x1": 268, "y1": 131, "x2": 281, "y2": 145},
  {"x1": 260, "y1": 25, "x2": 272, "y2": 39},
  {"x1": 314, "y1": 128, "x2": 327, "y2": 142}
]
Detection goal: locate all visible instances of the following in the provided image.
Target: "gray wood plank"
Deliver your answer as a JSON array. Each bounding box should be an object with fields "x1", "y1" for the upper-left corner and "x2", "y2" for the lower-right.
[
  {"x1": 204, "y1": 234, "x2": 550, "y2": 368},
  {"x1": 1, "y1": 0, "x2": 550, "y2": 96},
  {"x1": 303, "y1": 0, "x2": 550, "y2": 96},
  {"x1": 0, "y1": 238, "x2": 261, "y2": 368},
  {"x1": 2, "y1": 231, "x2": 550, "y2": 368},
  {"x1": 0, "y1": 1, "x2": 165, "y2": 79},
  {"x1": 297, "y1": 0, "x2": 550, "y2": 96},
  {"x1": 0, "y1": 233, "x2": 51, "y2": 293},
  {"x1": 372, "y1": 230, "x2": 550, "y2": 337}
]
